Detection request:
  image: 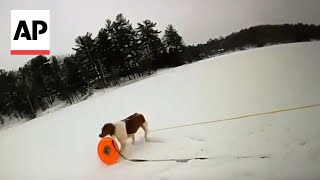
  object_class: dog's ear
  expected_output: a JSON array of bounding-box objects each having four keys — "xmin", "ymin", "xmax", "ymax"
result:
[
  {"xmin": 105, "ymin": 123, "xmax": 115, "ymax": 136},
  {"xmin": 99, "ymin": 123, "xmax": 115, "ymax": 138}
]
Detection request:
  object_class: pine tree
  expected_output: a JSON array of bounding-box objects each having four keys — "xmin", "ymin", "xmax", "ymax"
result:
[
  {"xmin": 18, "ymin": 66, "xmax": 36, "ymax": 118},
  {"xmin": 0, "ymin": 70, "xmax": 11, "ymax": 117},
  {"xmin": 162, "ymin": 25, "xmax": 186, "ymax": 67},
  {"xmin": 163, "ymin": 24, "xmax": 185, "ymax": 53},
  {"xmin": 29, "ymin": 56, "xmax": 50, "ymax": 111},
  {"xmin": 73, "ymin": 32, "xmax": 107, "ymax": 88},
  {"xmin": 111, "ymin": 14, "xmax": 141, "ymax": 78},
  {"xmin": 95, "ymin": 19, "xmax": 118, "ymax": 86},
  {"xmin": 137, "ymin": 20, "xmax": 164, "ymax": 72},
  {"xmin": 46, "ymin": 56, "xmax": 69, "ymax": 102},
  {"xmin": 62, "ymin": 56, "xmax": 87, "ymax": 103}
]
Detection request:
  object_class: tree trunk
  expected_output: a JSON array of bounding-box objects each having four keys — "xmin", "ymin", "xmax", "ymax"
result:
[
  {"xmin": 19, "ymin": 112, "xmax": 23, "ymax": 119},
  {"xmin": 0, "ymin": 115, "xmax": 4, "ymax": 125},
  {"xmin": 96, "ymin": 59, "xmax": 107, "ymax": 88},
  {"xmin": 26, "ymin": 95, "xmax": 36, "ymax": 118}
]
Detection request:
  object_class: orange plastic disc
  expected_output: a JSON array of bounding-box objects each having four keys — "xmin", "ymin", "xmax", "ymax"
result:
[{"xmin": 97, "ymin": 137, "xmax": 120, "ymax": 165}]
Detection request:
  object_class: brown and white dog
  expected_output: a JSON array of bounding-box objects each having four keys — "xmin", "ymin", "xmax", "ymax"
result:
[{"xmin": 99, "ymin": 113, "xmax": 149, "ymax": 152}]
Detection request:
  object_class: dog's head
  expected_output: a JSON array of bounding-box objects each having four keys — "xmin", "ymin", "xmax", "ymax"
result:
[{"xmin": 99, "ymin": 123, "xmax": 115, "ymax": 138}]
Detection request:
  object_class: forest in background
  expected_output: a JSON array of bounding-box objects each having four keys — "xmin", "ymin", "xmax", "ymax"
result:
[{"xmin": 1, "ymin": 13, "xmax": 320, "ymax": 122}]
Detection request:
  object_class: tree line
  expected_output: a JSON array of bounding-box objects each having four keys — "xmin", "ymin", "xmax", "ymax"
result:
[
  {"xmin": 1, "ymin": 15, "xmax": 320, "ymax": 123},
  {"xmin": 0, "ymin": 14, "xmax": 186, "ymax": 121},
  {"xmin": 186, "ymin": 23, "xmax": 320, "ymax": 60}
]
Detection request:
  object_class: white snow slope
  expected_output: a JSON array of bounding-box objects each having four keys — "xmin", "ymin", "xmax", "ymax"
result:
[{"xmin": 1, "ymin": 42, "xmax": 320, "ymax": 180}]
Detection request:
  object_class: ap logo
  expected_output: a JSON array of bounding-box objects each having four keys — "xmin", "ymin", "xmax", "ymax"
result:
[{"xmin": 11, "ymin": 10, "xmax": 50, "ymax": 55}]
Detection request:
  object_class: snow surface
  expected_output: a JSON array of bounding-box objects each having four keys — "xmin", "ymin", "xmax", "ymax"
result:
[{"xmin": 1, "ymin": 41, "xmax": 320, "ymax": 180}]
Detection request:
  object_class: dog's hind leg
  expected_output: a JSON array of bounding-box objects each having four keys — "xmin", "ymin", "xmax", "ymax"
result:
[
  {"xmin": 141, "ymin": 122, "xmax": 149, "ymax": 142},
  {"xmin": 129, "ymin": 134, "xmax": 135, "ymax": 144}
]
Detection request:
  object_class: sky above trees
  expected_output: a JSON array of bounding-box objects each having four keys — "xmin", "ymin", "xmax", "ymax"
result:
[{"xmin": 1, "ymin": 0, "xmax": 320, "ymax": 70}]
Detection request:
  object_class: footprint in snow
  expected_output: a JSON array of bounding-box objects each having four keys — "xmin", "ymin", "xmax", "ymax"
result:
[
  {"xmin": 188, "ymin": 137, "xmax": 205, "ymax": 142},
  {"xmin": 298, "ymin": 140, "xmax": 307, "ymax": 146},
  {"xmin": 146, "ymin": 137, "xmax": 164, "ymax": 143}
]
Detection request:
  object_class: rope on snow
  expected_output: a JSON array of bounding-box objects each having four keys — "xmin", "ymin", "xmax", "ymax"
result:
[{"xmin": 113, "ymin": 103, "xmax": 320, "ymax": 163}]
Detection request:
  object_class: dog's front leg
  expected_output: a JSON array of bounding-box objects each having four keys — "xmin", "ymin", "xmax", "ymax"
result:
[{"xmin": 119, "ymin": 141, "xmax": 127, "ymax": 153}]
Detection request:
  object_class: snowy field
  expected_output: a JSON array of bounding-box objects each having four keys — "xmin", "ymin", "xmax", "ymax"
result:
[{"xmin": 0, "ymin": 42, "xmax": 320, "ymax": 180}]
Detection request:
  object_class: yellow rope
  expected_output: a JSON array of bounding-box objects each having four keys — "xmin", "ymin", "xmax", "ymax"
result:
[{"xmin": 151, "ymin": 103, "xmax": 320, "ymax": 132}]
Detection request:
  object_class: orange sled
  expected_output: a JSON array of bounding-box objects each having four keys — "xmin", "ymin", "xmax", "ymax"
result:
[{"xmin": 97, "ymin": 137, "xmax": 120, "ymax": 165}]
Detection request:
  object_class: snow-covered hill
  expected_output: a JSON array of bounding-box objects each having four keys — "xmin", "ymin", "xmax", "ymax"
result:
[{"xmin": 1, "ymin": 42, "xmax": 320, "ymax": 180}]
